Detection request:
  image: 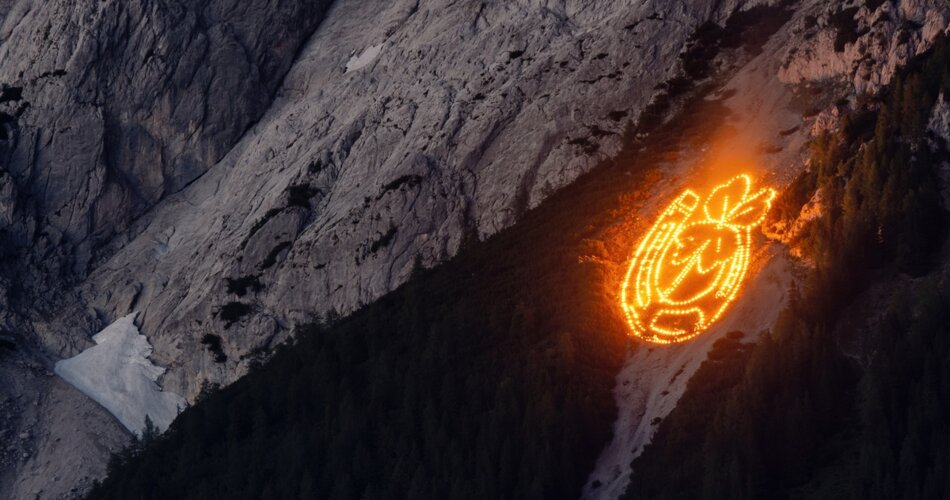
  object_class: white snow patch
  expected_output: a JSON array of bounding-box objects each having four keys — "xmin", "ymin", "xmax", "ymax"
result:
[
  {"xmin": 54, "ymin": 313, "xmax": 186, "ymax": 436},
  {"xmin": 345, "ymin": 43, "xmax": 383, "ymax": 73},
  {"xmin": 582, "ymin": 249, "xmax": 795, "ymax": 500}
]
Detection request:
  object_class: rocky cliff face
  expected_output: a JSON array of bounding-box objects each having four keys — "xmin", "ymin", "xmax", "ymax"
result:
[
  {"xmin": 778, "ymin": 0, "xmax": 948, "ymax": 93},
  {"xmin": 0, "ymin": 0, "xmax": 331, "ymax": 345},
  {"xmin": 1, "ymin": 0, "xmax": 948, "ymax": 498},
  {"xmin": 1, "ymin": 0, "xmax": 333, "ymax": 496},
  {"xmin": 7, "ymin": 0, "xmax": 767, "ymax": 401},
  {"xmin": 0, "ymin": 0, "xmax": 331, "ymax": 268}
]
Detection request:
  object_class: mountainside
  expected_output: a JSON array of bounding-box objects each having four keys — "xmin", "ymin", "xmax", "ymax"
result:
[
  {"xmin": 624, "ymin": 34, "xmax": 950, "ymax": 499},
  {"xmin": 84, "ymin": 21, "xmax": 950, "ymax": 500},
  {"xmin": 1, "ymin": 0, "xmax": 950, "ymax": 498},
  {"xmin": 81, "ymin": 13, "xmax": 791, "ymax": 493},
  {"xmin": 2, "ymin": 0, "xmax": 775, "ymax": 495}
]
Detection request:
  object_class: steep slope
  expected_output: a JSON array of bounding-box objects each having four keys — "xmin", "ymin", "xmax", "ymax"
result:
[
  {"xmin": 0, "ymin": 0, "xmax": 334, "ymax": 496},
  {"xmin": 586, "ymin": 2, "xmax": 950, "ymax": 497},
  {"xmin": 622, "ymin": 32, "xmax": 950, "ymax": 500},
  {"xmin": 74, "ymin": 0, "xmax": 768, "ymax": 400},
  {"xmin": 82, "ymin": 2, "xmax": 808, "ymax": 497},
  {"xmin": 80, "ymin": 21, "xmax": 780, "ymax": 495},
  {"xmin": 1, "ymin": 0, "xmax": 948, "ymax": 498},
  {"xmin": 0, "ymin": 0, "xmax": 333, "ymax": 278},
  {"xmin": 0, "ymin": 0, "xmax": 779, "ymax": 495},
  {"xmin": 0, "ymin": 362, "xmax": 127, "ymax": 500}
]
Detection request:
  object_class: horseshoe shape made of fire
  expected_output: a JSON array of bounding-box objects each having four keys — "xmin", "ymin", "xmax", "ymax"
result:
[{"xmin": 620, "ymin": 174, "xmax": 776, "ymax": 344}]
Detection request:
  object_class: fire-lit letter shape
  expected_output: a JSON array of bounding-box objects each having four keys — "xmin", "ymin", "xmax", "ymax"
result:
[{"xmin": 620, "ymin": 175, "xmax": 775, "ymax": 344}]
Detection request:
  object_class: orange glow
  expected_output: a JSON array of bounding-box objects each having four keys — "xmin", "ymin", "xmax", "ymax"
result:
[{"xmin": 620, "ymin": 174, "xmax": 775, "ymax": 344}]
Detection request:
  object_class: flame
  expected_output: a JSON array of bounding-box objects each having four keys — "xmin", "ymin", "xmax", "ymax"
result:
[{"xmin": 620, "ymin": 174, "xmax": 775, "ymax": 344}]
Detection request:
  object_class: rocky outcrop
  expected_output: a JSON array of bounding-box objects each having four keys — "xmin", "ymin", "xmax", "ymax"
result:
[
  {"xmin": 0, "ymin": 334, "xmax": 127, "ymax": 500},
  {"xmin": 779, "ymin": 0, "xmax": 950, "ymax": 94},
  {"xmin": 930, "ymin": 92, "xmax": 950, "ymax": 143},
  {"xmin": 0, "ymin": 0, "xmax": 332, "ymax": 496},
  {"xmin": 0, "ymin": 0, "xmax": 332, "ymax": 287}
]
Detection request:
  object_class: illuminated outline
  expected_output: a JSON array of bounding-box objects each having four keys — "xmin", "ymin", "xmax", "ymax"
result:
[{"xmin": 620, "ymin": 174, "xmax": 775, "ymax": 344}]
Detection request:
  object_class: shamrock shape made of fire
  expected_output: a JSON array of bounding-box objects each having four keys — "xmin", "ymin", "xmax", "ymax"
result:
[{"xmin": 620, "ymin": 174, "xmax": 776, "ymax": 344}]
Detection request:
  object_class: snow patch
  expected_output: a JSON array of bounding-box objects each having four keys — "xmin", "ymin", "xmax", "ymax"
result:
[
  {"xmin": 345, "ymin": 43, "xmax": 383, "ymax": 73},
  {"xmin": 54, "ymin": 313, "xmax": 186, "ymax": 436}
]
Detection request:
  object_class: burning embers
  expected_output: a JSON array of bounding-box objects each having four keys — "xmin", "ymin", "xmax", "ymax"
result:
[{"xmin": 620, "ymin": 175, "xmax": 775, "ymax": 344}]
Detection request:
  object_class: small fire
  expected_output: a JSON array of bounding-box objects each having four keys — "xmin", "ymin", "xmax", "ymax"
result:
[{"xmin": 620, "ymin": 174, "xmax": 775, "ymax": 344}]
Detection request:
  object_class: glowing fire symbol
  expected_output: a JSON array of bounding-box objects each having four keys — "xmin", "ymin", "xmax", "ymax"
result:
[{"xmin": 620, "ymin": 174, "xmax": 775, "ymax": 344}]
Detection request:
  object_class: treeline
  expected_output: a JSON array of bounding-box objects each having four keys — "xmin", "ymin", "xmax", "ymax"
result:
[
  {"xmin": 81, "ymin": 95, "xmax": 669, "ymax": 497},
  {"xmin": 81, "ymin": 8, "xmax": 804, "ymax": 497},
  {"xmin": 624, "ymin": 35, "xmax": 950, "ymax": 499},
  {"xmin": 85, "ymin": 211, "xmax": 626, "ymax": 499}
]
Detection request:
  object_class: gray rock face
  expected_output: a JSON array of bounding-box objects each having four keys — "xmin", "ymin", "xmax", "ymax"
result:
[
  {"xmin": 778, "ymin": 0, "xmax": 950, "ymax": 93},
  {"xmin": 0, "ymin": 0, "xmax": 329, "ymax": 495},
  {"xmin": 0, "ymin": 332, "xmax": 127, "ymax": 500},
  {"xmin": 42, "ymin": 0, "xmax": 770, "ymax": 399},
  {"xmin": 0, "ymin": 0, "xmax": 332, "ymax": 280},
  {"xmin": 0, "ymin": 0, "xmax": 948, "ymax": 497}
]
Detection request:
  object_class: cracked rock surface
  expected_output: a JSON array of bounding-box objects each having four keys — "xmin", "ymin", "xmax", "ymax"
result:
[
  {"xmin": 778, "ymin": 0, "xmax": 949, "ymax": 93},
  {"xmin": 77, "ymin": 0, "xmax": 771, "ymax": 399},
  {"xmin": 0, "ymin": 0, "xmax": 948, "ymax": 497}
]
